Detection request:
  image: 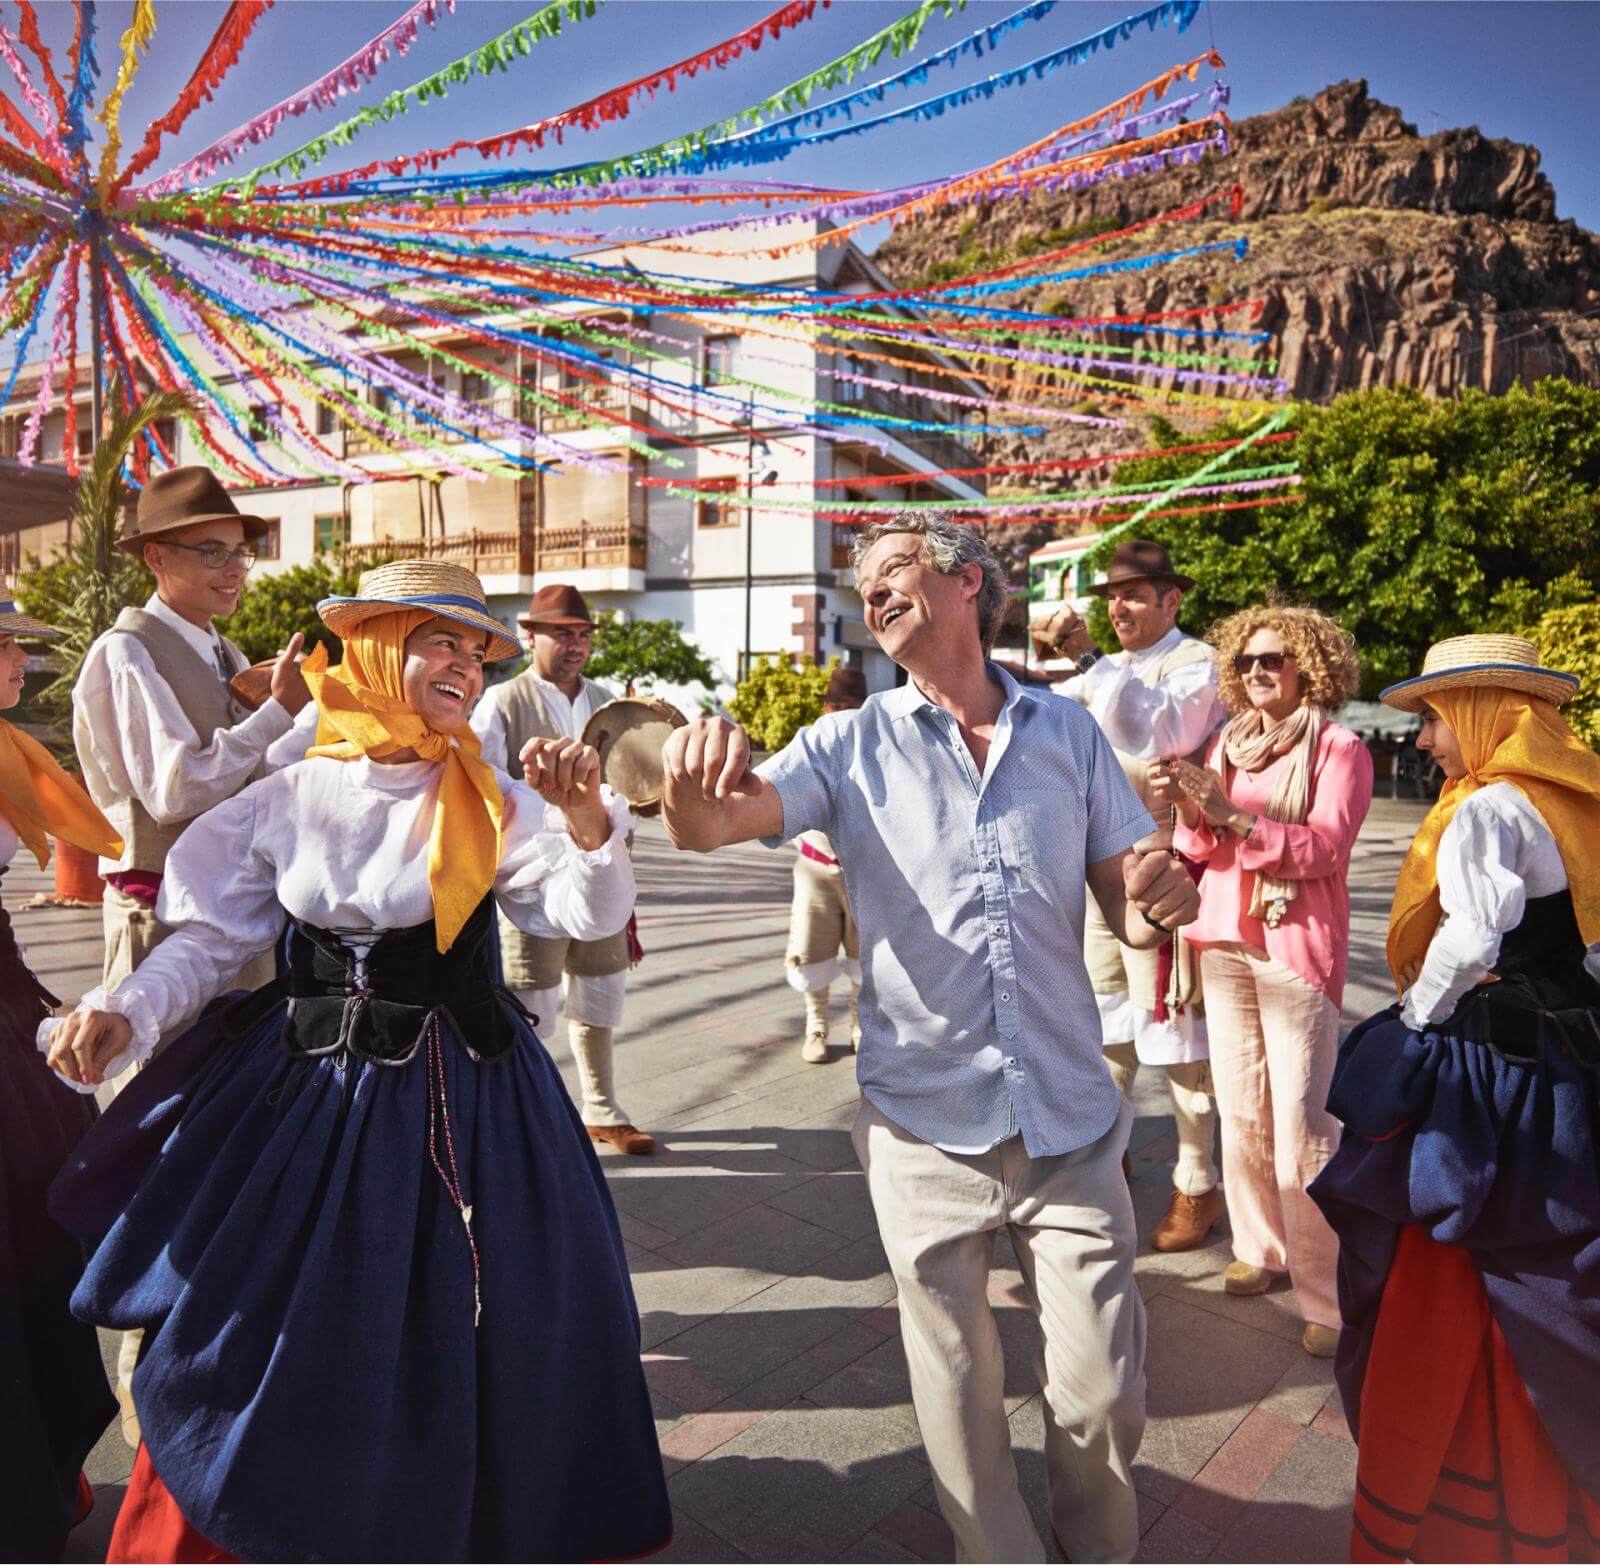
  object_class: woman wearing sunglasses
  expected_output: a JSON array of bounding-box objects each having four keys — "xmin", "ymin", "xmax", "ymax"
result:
[{"xmin": 1150, "ymin": 605, "xmax": 1371, "ymax": 1357}]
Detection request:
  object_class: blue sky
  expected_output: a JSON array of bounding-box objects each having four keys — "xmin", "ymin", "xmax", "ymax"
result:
[{"xmin": 72, "ymin": 0, "xmax": 1592, "ymax": 237}]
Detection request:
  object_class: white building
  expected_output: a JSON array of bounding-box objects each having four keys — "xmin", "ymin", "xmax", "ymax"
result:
[{"xmin": 0, "ymin": 222, "xmax": 987, "ymax": 699}]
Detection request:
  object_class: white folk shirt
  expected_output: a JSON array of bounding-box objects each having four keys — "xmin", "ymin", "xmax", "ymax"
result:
[
  {"xmin": 73, "ymin": 594, "xmax": 296, "ymax": 874},
  {"xmin": 470, "ymin": 674, "xmax": 599, "ymax": 774},
  {"xmin": 47, "ymin": 755, "xmax": 636, "ymax": 1086},
  {"xmin": 1054, "ymin": 625, "xmax": 1224, "ymax": 762},
  {"xmin": 1403, "ymin": 781, "xmax": 1600, "ymax": 1029}
]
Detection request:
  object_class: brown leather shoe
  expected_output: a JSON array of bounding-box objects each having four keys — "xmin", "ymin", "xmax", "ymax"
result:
[
  {"xmin": 587, "ymin": 1123, "xmax": 656, "ymax": 1156},
  {"xmin": 1301, "ymin": 1322, "xmax": 1340, "ymax": 1358},
  {"xmin": 1223, "ymin": 1260, "xmax": 1277, "ymax": 1296},
  {"xmin": 1151, "ymin": 1186, "xmax": 1224, "ymax": 1252}
]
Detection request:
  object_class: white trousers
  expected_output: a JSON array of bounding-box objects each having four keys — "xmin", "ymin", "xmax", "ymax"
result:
[
  {"xmin": 853, "ymin": 1099, "xmax": 1146, "ymax": 1563},
  {"xmin": 515, "ymin": 972, "xmax": 630, "ymax": 1127}
]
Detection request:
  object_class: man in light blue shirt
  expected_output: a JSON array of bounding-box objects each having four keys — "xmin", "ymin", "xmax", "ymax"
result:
[{"xmin": 662, "ymin": 514, "xmax": 1200, "ymax": 1563}]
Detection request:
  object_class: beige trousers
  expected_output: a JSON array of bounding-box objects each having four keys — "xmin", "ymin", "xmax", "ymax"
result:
[
  {"xmin": 102, "ymin": 883, "xmax": 275, "ymax": 1011},
  {"xmin": 1101, "ymin": 1044, "xmax": 1219, "ymax": 1196},
  {"xmin": 1200, "ymin": 943, "xmax": 1342, "ymax": 1328},
  {"xmin": 853, "ymin": 1099, "xmax": 1145, "ymax": 1563}
]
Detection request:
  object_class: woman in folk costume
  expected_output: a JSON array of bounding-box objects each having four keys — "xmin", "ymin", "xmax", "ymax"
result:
[
  {"xmin": 1308, "ymin": 635, "xmax": 1600, "ymax": 1563},
  {"xmin": 42, "ymin": 562, "xmax": 672, "ymax": 1564},
  {"xmin": 0, "ymin": 605, "xmax": 123, "ymax": 1561}
]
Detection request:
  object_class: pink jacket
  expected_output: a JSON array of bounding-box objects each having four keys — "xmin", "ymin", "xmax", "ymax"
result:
[{"xmin": 1173, "ymin": 722, "xmax": 1374, "ymax": 1005}]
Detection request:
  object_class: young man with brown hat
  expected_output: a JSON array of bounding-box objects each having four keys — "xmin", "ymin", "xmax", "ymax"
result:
[
  {"xmin": 1036, "ymin": 538, "xmax": 1227, "ymax": 1253},
  {"xmin": 71, "ymin": 464, "xmax": 313, "ymax": 1443},
  {"xmin": 786, "ymin": 664, "xmax": 867, "ymax": 1063},
  {"xmin": 470, "ymin": 582, "xmax": 653, "ymax": 1155}
]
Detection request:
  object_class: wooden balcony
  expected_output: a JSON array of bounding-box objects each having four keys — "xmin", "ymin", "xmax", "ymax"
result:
[
  {"xmin": 537, "ymin": 381, "xmax": 638, "ymax": 435},
  {"xmin": 533, "ymin": 517, "xmax": 648, "ymax": 575},
  {"xmin": 340, "ymin": 528, "xmax": 533, "ymax": 576}
]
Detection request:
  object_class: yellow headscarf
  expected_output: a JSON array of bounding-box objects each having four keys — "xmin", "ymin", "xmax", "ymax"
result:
[
  {"xmin": 0, "ymin": 719, "xmax": 124, "ymax": 869},
  {"xmin": 302, "ymin": 611, "xmax": 504, "ymax": 953},
  {"xmin": 1387, "ymin": 685, "xmax": 1600, "ymax": 990}
]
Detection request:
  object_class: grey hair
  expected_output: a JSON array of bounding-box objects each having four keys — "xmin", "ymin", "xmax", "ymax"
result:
[{"xmin": 850, "ymin": 512, "xmax": 1011, "ymax": 653}]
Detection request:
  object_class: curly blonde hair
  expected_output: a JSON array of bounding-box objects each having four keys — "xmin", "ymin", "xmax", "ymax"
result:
[{"xmin": 1209, "ymin": 603, "xmax": 1361, "ymax": 714}]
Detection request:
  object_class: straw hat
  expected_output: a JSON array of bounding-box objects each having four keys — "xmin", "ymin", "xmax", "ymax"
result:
[
  {"xmin": 0, "ymin": 600, "xmax": 59, "ymax": 639},
  {"xmin": 317, "ymin": 560, "xmax": 521, "ymax": 662},
  {"xmin": 1380, "ymin": 634, "xmax": 1579, "ymax": 713},
  {"xmin": 116, "ymin": 465, "xmax": 270, "ymax": 555}
]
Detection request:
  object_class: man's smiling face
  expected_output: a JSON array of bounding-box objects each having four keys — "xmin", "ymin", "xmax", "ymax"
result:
[{"xmin": 857, "ymin": 533, "xmax": 978, "ymax": 663}]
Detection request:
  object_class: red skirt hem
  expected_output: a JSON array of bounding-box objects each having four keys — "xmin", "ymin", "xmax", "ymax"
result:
[{"xmin": 108, "ymin": 1444, "xmax": 236, "ymax": 1565}]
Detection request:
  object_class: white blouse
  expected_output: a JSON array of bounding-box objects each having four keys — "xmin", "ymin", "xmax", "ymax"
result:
[
  {"xmin": 1402, "ymin": 782, "xmax": 1596, "ymax": 1027},
  {"xmin": 45, "ymin": 754, "xmax": 635, "ymax": 1085},
  {"xmin": 0, "ymin": 806, "xmax": 17, "ymax": 875}
]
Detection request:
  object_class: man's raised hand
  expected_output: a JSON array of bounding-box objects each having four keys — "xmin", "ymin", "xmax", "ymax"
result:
[{"xmin": 663, "ymin": 716, "xmax": 762, "ymax": 802}]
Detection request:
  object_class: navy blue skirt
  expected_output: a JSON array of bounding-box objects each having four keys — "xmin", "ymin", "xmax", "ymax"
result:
[
  {"xmin": 1309, "ymin": 997, "xmax": 1600, "ymax": 1502},
  {"xmin": 0, "ymin": 944, "xmax": 115, "ymax": 1563},
  {"xmin": 49, "ymin": 994, "xmax": 672, "ymax": 1563}
]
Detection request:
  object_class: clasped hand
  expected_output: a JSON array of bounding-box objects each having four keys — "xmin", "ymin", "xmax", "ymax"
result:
[
  {"xmin": 520, "ymin": 736, "xmax": 611, "ymax": 851},
  {"xmin": 47, "ymin": 1008, "xmax": 134, "ymax": 1089},
  {"xmin": 1029, "ymin": 606, "xmax": 1095, "ymax": 662},
  {"xmin": 1123, "ymin": 831, "xmax": 1200, "ymax": 932},
  {"xmin": 1149, "ymin": 757, "xmax": 1242, "ymax": 830}
]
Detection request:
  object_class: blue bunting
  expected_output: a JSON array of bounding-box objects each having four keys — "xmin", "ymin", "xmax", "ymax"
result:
[{"xmin": 62, "ymin": 1, "xmax": 99, "ymax": 162}]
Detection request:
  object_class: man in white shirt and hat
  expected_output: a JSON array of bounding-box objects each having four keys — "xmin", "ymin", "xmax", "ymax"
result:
[
  {"xmin": 1039, "ymin": 538, "xmax": 1227, "ymax": 1253},
  {"xmin": 72, "ymin": 464, "xmax": 312, "ymax": 1446},
  {"xmin": 470, "ymin": 583, "xmax": 653, "ymax": 1156}
]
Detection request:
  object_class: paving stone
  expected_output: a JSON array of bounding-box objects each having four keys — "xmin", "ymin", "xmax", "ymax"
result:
[
  {"xmin": 1136, "ymin": 1505, "xmax": 1223, "ymax": 1563},
  {"xmin": 734, "ymin": 1320, "xmax": 888, "ymax": 1413},
  {"xmin": 1174, "ymin": 1408, "xmax": 1304, "ymax": 1533},
  {"xmin": 628, "ymin": 1255, "xmax": 776, "ymax": 1349},
  {"xmin": 833, "ymin": 1527, "xmax": 924, "ymax": 1562},
  {"xmin": 662, "ymin": 1200, "xmax": 856, "ymax": 1277},
  {"xmin": 658, "ymin": 1300, "xmax": 869, "ymax": 1401},
  {"xmin": 1210, "ymin": 1430, "xmax": 1357, "ymax": 1563},
  {"xmin": 1309, "ymin": 1391, "xmax": 1355, "ymax": 1444},
  {"xmin": 654, "ymin": 1509, "xmax": 754, "ymax": 1562},
  {"xmin": 616, "ymin": 1207, "xmax": 677, "ymax": 1252},
  {"xmin": 1258, "ymin": 1352, "xmax": 1339, "ymax": 1427},
  {"xmin": 807, "ymin": 1333, "xmax": 917, "ymax": 1415},
  {"xmin": 1132, "ymin": 1294, "xmax": 1300, "ymax": 1505},
  {"xmin": 1157, "ymin": 1267, "xmax": 1310, "ymax": 1349},
  {"xmin": 872, "ymin": 1500, "xmax": 955, "ymax": 1562},
  {"xmin": 767, "ymin": 1168, "xmax": 880, "ymax": 1240},
  {"xmin": 660, "ymin": 1404, "xmax": 771, "ymax": 1466},
  {"xmin": 668, "ymin": 1403, "xmax": 929, "ymax": 1562}
]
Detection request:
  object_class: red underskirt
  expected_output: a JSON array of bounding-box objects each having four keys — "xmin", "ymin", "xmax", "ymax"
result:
[
  {"xmin": 1351, "ymin": 1225, "xmax": 1600, "ymax": 1563},
  {"xmin": 108, "ymin": 1444, "xmax": 236, "ymax": 1565}
]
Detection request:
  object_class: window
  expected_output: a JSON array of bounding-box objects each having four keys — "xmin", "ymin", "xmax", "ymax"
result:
[
  {"xmin": 255, "ymin": 518, "xmax": 281, "ymax": 560},
  {"xmin": 461, "ymin": 372, "xmax": 487, "ymax": 404},
  {"xmin": 152, "ymin": 418, "xmax": 177, "ymax": 459},
  {"xmin": 695, "ymin": 475, "xmax": 741, "ymax": 530},
  {"xmin": 702, "ymin": 336, "xmax": 738, "ymax": 385},
  {"xmin": 247, "ymin": 404, "xmax": 271, "ymax": 440},
  {"xmin": 76, "ymin": 425, "xmax": 93, "ymax": 456},
  {"xmin": 315, "ymin": 400, "xmax": 339, "ymax": 436},
  {"xmin": 314, "ymin": 513, "xmax": 347, "ymax": 554}
]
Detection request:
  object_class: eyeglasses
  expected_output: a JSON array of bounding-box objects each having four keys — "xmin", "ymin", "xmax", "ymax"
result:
[
  {"xmin": 1233, "ymin": 651, "xmax": 1294, "ymax": 674},
  {"xmin": 159, "ymin": 540, "xmax": 258, "ymax": 572}
]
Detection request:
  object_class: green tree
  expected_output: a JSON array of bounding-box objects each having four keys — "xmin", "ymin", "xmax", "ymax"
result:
[
  {"xmin": 586, "ymin": 612, "xmax": 714, "ymax": 697},
  {"xmin": 1082, "ymin": 381, "xmax": 1600, "ymax": 695},
  {"xmin": 225, "ymin": 558, "xmax": 368, "ymax": 663},
  {"xmin": 1522, "ymin": 602, "xmax": 1600, "ymax": 750},
  {"xmin": 728, "ymin": 656, "xmax": 837, "ymax": 752},
  {"xmin": 14, "ymin": 385, "xmax": 194, "ymax": 736}
]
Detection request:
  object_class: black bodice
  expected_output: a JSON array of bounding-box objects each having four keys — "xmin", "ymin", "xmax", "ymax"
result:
[
  {"xmin": 1454, "ymin": 890, "xmax": 1600, "ymax": 1066},
  {"xmin": 0, "ymin": 868, "xmax": 58, "ymax": 1038},
  {"xmin": 222, "ymin": 895, "xmax": 527, "ymax": 1065}
]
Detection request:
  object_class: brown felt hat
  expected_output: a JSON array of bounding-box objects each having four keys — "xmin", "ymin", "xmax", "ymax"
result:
[
  {"xmin": 824, "ymin": 666, "xmax": 868, "ymax": 707},
  {"xmin": 116, "ymin": 465, "xmax": 270, "ymax": 555},
  {"xmin": 1085, "ymin": 538, "xmax": 1195, "ymax": 596},
  {"xmin": 519, "ymin": 583, "xmax": 596, "ymax": 629}
]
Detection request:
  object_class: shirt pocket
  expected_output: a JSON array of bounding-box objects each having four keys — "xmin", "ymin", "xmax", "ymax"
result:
[{"xmin": 999, "ymin": 788, "xmax": 1088, "ymax": 900}]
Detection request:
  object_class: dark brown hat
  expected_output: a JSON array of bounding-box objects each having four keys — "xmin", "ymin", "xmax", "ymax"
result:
[
  {"xmin": 823, "ymin": 666, "xmax": 868, "ymax": 707},
  {"xmin": 117, "ymin": 465, "xmax": 269, "ymax": 555},
  {"xmin": 519, "ymin": 583, "xmax": 596, "ymax": 629},
  {"xmin": 1086, "ymin": 538, "xmax": 1195, "ymax": 596}
]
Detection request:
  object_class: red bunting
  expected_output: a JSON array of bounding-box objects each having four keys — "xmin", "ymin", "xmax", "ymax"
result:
[{"xmin": 114, "ymin": 2, "xmax": 274, "ymax": 195}]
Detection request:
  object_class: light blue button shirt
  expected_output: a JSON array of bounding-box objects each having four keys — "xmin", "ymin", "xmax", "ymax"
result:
[{"xmin": 759, "ymin": 663, "xmax": 1154, "ymax": 1157}]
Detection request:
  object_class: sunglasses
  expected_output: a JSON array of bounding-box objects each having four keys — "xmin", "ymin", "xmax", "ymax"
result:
[{"xmin": 1233, "ymin": 651, "xmax": 1294, "ymax": 674}]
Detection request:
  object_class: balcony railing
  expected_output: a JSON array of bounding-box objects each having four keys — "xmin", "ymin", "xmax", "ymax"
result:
[
  {"xmin": 533, "ymin": 517, "xmax": 647, "ymax": 575},
  {"xmin": 838, "ymin": 382, "xmax": 982, "ymax": 476},
  {"xmin": 536, "ymin": 381, "xmax": 638, "ymax": 435},
  {"xmin": 340, "ymin": 528, "xmax": 533, "ymax": 576}
]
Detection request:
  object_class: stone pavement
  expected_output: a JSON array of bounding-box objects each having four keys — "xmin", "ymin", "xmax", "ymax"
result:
[{"xmin": 13, "ymin": 796, "xmax": 1430, "ymax": 1563}]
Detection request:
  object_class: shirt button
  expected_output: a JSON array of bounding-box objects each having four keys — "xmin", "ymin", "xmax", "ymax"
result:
[
  {"xmin": 1005, "ymin": 1056, "xmax": 1017, "ymax": 1067},
  {"xmin": 1001, "ymin": 991, "xmax": 1011, "ymax": 1002},
  {"xmin": 983, "ymin": 858, "xmax": 994, "ymax": 869}
]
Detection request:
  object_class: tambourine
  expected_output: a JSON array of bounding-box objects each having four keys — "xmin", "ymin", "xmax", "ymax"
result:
[
  {"xmin": 227, "ymin": 660, "xmax": 276, "ymax": 713},
  {"xmin": 580, "ymin": 697, "xmax": 688, "ymax": 817}
]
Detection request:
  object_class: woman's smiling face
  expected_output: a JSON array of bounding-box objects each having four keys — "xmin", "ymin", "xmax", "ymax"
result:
[
  {"xmin": 0, "ymin": 633, "xmax": 29, "ymax": 711},
  {"xmin": 402, "ymin": 618, "xmax": 487, "ymax": 731}
]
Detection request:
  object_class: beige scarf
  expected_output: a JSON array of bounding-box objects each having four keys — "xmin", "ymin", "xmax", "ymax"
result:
[{"xmin": 1220, "ymin": 704, "xmax": 1323, "ymax": 927}]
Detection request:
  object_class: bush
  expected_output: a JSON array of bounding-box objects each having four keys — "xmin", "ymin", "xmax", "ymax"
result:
[
  {"xmin": 224, "ymin": 559, "xmax": 368, "ymax": 663},
  {"xmin": 1523, "ymin": 602, "xmax": 1600, "ymax": 750},
  {"xmin": 586, "ymin": 612, "xmax": 714, "ymax": 698},
  {"xmin": 728, "ymin": 656, "xmax": 839, "ymax": 752}
]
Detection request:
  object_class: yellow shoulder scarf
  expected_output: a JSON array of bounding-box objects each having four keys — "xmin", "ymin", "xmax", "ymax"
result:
[
  {"xmin": 0, "ymin": 718, "xmax": 123, "ymax": 869},
  {"xmin": 301, "ymin": 612, "xmax": 504, "ymax": 953},
  {"xmin": 1387, "ymin": 686, "xmax": 1600, "ymax": 990}
]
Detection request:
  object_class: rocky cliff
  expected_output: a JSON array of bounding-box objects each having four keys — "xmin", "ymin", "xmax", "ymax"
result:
[{"xmin": 873, "ymin": 81, "xmax": 1600, "ymax": 468}]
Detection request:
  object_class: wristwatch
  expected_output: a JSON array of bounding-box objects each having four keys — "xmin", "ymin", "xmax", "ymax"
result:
[{"xmin": 1075, "ymin": 648, "xmax": 1105, "ymax": 675}]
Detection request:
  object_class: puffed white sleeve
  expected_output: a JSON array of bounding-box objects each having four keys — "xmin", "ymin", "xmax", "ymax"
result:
[
  {"xmin": 468, "ymin": 688, "xmax": 511, "ymax": 775},
  {"xmin": 41, "ymin": 788, "xmax": 286, "ymax": 1089},
  {"xmin": 494, "ymin": 774, "xmax": 636, "ymax": 941},
  {"xmin": 1402, "ymin": 792, "xmax": 1527, "ymax": 1028}
]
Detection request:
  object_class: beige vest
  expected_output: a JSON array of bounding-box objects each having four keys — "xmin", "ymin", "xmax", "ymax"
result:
[
  {"xmin": 104, "ymin": 607, "xmax": 256, "ymax": 874},
  {"xmin": 1109, "ymin": 635, "xmax": 1216, "ymax": 810},
  {"xmin": 496, "ymin": 670, "xmax": 613, "ymax": 758}
]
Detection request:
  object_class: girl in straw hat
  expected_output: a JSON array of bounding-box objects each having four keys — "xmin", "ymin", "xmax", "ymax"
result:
[
  {"xmin": 1307, "ymin": 634, "xmax": 1600, "ymax": 1562},
  {"xmin": 42, "ymin": 563, "xmax": 671, "ymax": 1563},
  {"xmin": 0, "ymin": 606, "xmax": 124, "ymax": 1558}
]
